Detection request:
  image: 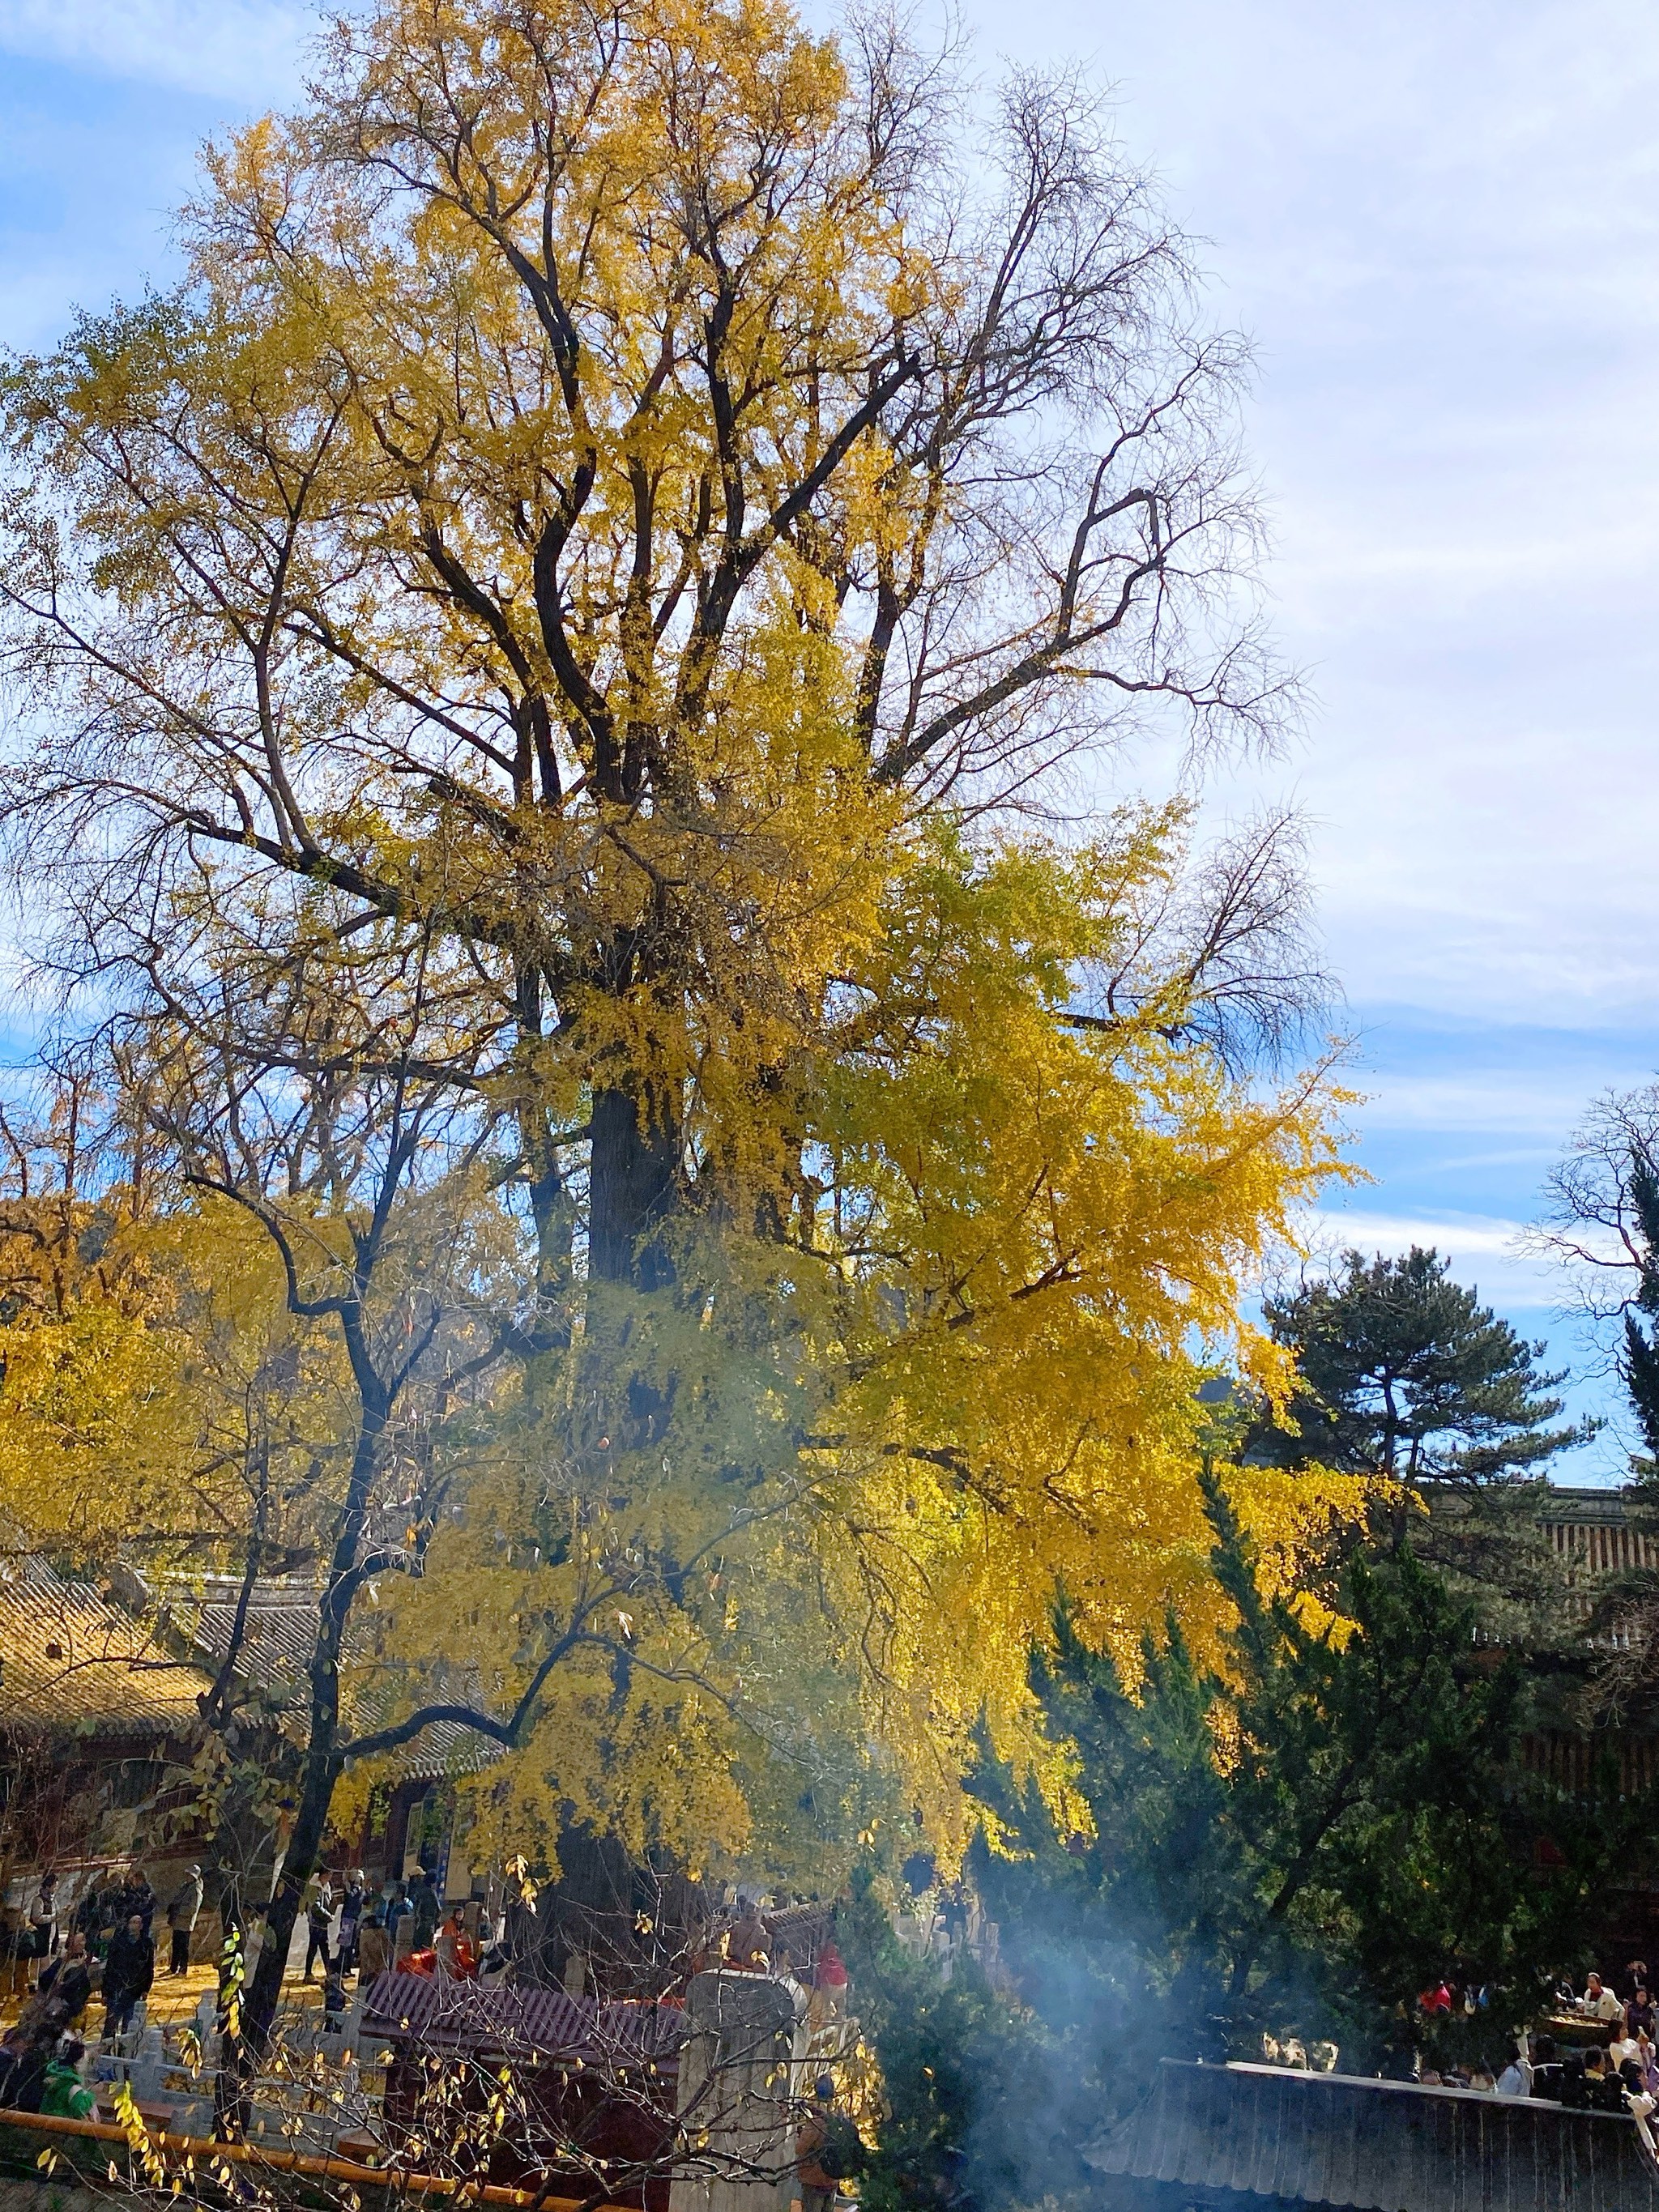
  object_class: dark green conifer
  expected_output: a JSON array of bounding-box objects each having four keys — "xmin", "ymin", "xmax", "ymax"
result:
[{"xmin": 1256, "ymin": 1246, "xmax": 1593, "ymax": 1649}]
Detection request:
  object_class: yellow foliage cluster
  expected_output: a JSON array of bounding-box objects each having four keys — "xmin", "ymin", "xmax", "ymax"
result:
[{"xmin": 359, "ymin": 807, "xmax": 1363, "ymax": 1879}]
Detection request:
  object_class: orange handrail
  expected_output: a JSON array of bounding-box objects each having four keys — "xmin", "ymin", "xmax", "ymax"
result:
[{"xmin": 0, "ymin": 2102, "xmax": 638, "ymax": 2210}]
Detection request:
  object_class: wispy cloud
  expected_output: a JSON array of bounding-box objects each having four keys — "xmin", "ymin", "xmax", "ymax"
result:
[
  {"xmin": 1294, "ymin": 1208, "xmax": 1560, "ymax": 1309},
  {"xmin": 1042, "ymin": 0, "xmax": 1659, "ymax": 1029},
  {"xmin": 0, "ymin": 0, "xmax": 309, "ymax": 100},
  {"xmin": 1352, "ymin": 1076, "xmax": 1597, "ymax": 1138}
]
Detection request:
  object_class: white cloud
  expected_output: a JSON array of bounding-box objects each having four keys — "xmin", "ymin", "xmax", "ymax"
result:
[
  {"xmin": 0, "ymin": 0, "xmax": 309, "ymax": 100},
  {"xmin": 1294, "ymin": 1208, "xmax": 1560, "ymax": 1309},
  {"xmin": 962, "ymin": 0, "xmax": 1659, "ymax": 1030},
  {"xmin": 1343, "ymin": 1076, "xmax": 1603, "ymax": 1140}
]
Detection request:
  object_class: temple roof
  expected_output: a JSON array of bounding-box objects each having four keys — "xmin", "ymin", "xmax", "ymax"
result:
[
  {"xmin": 1089, "ymin": 2061, "xmax": 1659, "ymax": 2212},
  {"xmin": 0, "ymin": 1554, "xmax": 211, "ymax": 1737}
]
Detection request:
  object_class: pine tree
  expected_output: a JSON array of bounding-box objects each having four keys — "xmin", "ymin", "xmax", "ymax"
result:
[
  {"xmin": 1262, "ymin": 1247, "xmax": 1582, "ymax": 1485},
  {"xmin": 842, "ymin": 1486, "xmax": 1637, "ymax": 2209},
  {"xmin": 835, "ymin": 1871, "xmax": 1088, "ymax": 2212},
  {"xmin": 1618, "ymin": 1156, "xmax": 1659, "ymax": 1467},
  {"xmin": 1256, "ymin": 1247, "xmax": 1591, "ymax": 1647}
]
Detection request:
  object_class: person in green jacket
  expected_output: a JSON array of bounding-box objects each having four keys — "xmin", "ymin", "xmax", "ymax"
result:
[{"xmin": 39, "ymin": 2039, "xmax": 95, "ymax": 2120}]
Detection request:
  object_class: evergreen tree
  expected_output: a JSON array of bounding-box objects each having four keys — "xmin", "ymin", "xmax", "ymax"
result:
[
  {"xmin": 1257, "ymin": 1247, "xmax": 1591, "ymax": 1646},
  {"xmin": 836, "ymin": 1870, "xmax": 1100, "ymax": 2212},
  {"xmin": 971, "ymin": 1479, "xmax": 1629, "ymax": 2070},
  {"xmin": 1263, "ymin": 1247, "xmax": 1582, "ymax": 1485},
  {"xmin": 1618, "ymin": 1155, "xmax": 1659, "ymax": 1467},
  {"xmin": 842, "ymin": 1486, "xmax": 1640, "ymax": 2207}
]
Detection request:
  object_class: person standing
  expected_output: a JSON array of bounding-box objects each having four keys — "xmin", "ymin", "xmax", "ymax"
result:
[
  {"xmin": 118, "ymin": 1866, "xmax": 158, "ymax": 1933},
  {"xmin": 25, "ymin": 1931, "xmax": 95, "ymax": 2033},
  {"xmin": 303, "ymin": 1877, "xmax": 335, "ymax": 1983},
  {"xmin": 1583, "ymin": 2048, "xmax": 1625, "ymax": 2112},
  {"xmin": 2, "ymin": 2025, "xmax": 58, "ymax": 2113},
  {"xmin": 335, "ymin": 1872, "xmax": 365, "ymax": 1976},
  {"xmin": 1529, "ymin": 2034, "xmax": 1564, "ymax": 2102},
  {"xmin": 76, "ymin": 1871, "xmax": 120, "ymax": 1958},
  {"xmin": 25, "ymin": 1931, "xmax": 94, "ymax": 2035},
  {"xmin": 435, "ymin": 1907, "xmax": 476, "ymax": 1980},
  {"xmin": 386, "ymin": 1882, "xmax": 414, "ymax": 1963},
  {"xmin": 1494, "ymin": 2042, "xmax": 1533, "ymax": 2098},
  {"xmin": 475, "ymin": 1916, "xmax": 510, "ymax": 1982},
  {"xmin": 165, "ymin": 1865, "xmax": 203, "ymax": 1976},
  {"xmin": 1580, "ymin": 1973, "xmax": 1624, "ymax": 2023},
  {"xmin": 102, "ymin": 1913, "xmax": 155, "ymax": 2044},
  {"xmin": 0, "ymin": 1913, "xmax": 29, "ymax": 2002},
  {"xmin": 27, "ymin": 1873, "xmax": 59, "ymax": 1973},
  {"xmin": 409, "ymin": 1868, "xmax": 441, "ymax": 1953},
  {"xmin": 795, "ymin": 2076, "xmax": 847, "ymax": 2212},
  {"xmin": 355, "ymin": 1908, "xmax": 391, "ymax": 1983}
]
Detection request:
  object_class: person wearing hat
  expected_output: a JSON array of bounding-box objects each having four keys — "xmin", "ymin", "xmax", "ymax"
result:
[
  {"xmin": 796, "ymin": 2075, "xmax": 854, "ymax": 2212},
  {"xmin": 165, "ymin": 1865, "xmax": 203, "ymax": 1976}
]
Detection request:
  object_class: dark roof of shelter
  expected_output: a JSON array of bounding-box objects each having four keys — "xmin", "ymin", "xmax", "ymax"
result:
[
  {"xmin": 385, "ymin": 1719, "xmax": 504, "ymax": 1784},
  {"xmin": 178, "ymin": 1582, "xmax": 320, "ymax": 1689},
  {"xmin": 359, "ymin": 1970, "xmax": 686, "ymax": 2069},
  {"xmin": 1088, "ymin": 2061, "xmax": 1659, "ymax": 2212},
  {"xmin": 761, "ymin": 1901, "xmax": 831, "ymax": 1966},
  {"xmin": 1541, "ymin": 1487, "xmax": 1640, "ymax": 1527},
  {"xmin": 0, "ymin": 1555, "xmax": 211, "ymax": 1737}
]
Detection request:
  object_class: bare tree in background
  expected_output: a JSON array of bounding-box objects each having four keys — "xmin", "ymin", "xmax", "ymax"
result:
[{"xmin": 1536, "ymin": 1085, "xmax": 1659, "ymax": 1721}]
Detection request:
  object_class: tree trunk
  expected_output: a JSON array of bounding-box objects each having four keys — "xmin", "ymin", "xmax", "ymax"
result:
[
  {"xmin": 589, "ymin": 1083, "xmax": 679, "ymax": 1289},
  {"xmin": 215, "ymin": 1735, "xmax": 335, "ymax": 2137},
  {"xmin": 224, "ymin": 1400, "xmax": 382, "ymax": 2128}
]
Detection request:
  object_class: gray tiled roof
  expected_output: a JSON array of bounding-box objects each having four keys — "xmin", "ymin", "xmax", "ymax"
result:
[
  {"xmin": 360, "ymin": 1968, "xmax": 686, "ymax": 2065},
  {"xmin": 0, "ymin": 1555, "xmax": 212, "ymax": 1736},
  {"xmin": 172, "ymin": 1578, "xmax": 501, "ymax": 1779},
  {"xmin": 1087, "ymin": 2061, "xmax": 1659, "ymax": 2211}
]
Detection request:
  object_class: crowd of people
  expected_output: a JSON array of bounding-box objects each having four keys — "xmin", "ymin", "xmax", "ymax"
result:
[
  {"xmin": 0, "ymin": 1859, "xmax": 207, "ymax": 2117},
  {"xmin": 298, "ymin": 1867, "xmax": 517, "ymax": 2027},
  {"xmin": 0, "ymin": 1857, "xmax": 493, "ymax": 2118},
  {"xmin": 1491, "ymin": 1963, "xmax": 1659, "ymax": 2110},
  {"xmin": 0, "ymin": 1856, "xmax": 855, "ymax": 2150},
  {"xmin": 1403, "ymin": 1963, "xmax": 1659, "ymax": 2108}
]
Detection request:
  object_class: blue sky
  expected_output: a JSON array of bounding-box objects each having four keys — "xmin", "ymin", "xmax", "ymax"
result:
[{"xmin": 1, "ymin": 0, "xmax": 1655, "ymax": 1477}]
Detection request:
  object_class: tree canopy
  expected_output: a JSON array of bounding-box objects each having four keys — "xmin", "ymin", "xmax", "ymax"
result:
[
  {"xmin": 0, "ymin": 0, "xmax": 1353, "ymax": 2062},
  {"xmin": 1539, "ymin": 1086, "xmax": 1659, "ymax": 1721},
  {"xmin": 1260, "ymin": 1247, "xmax": 1582, "ymax": 1487},
  {"xmin": 831, "ymin": 1483, "xmax": 1638, "ymax": 2212}
]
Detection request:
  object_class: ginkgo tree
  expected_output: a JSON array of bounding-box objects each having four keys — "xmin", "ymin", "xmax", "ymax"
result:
[{"xmin": 0, "ymin": 0, "xmax": 1357, "ymax": 2069}]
